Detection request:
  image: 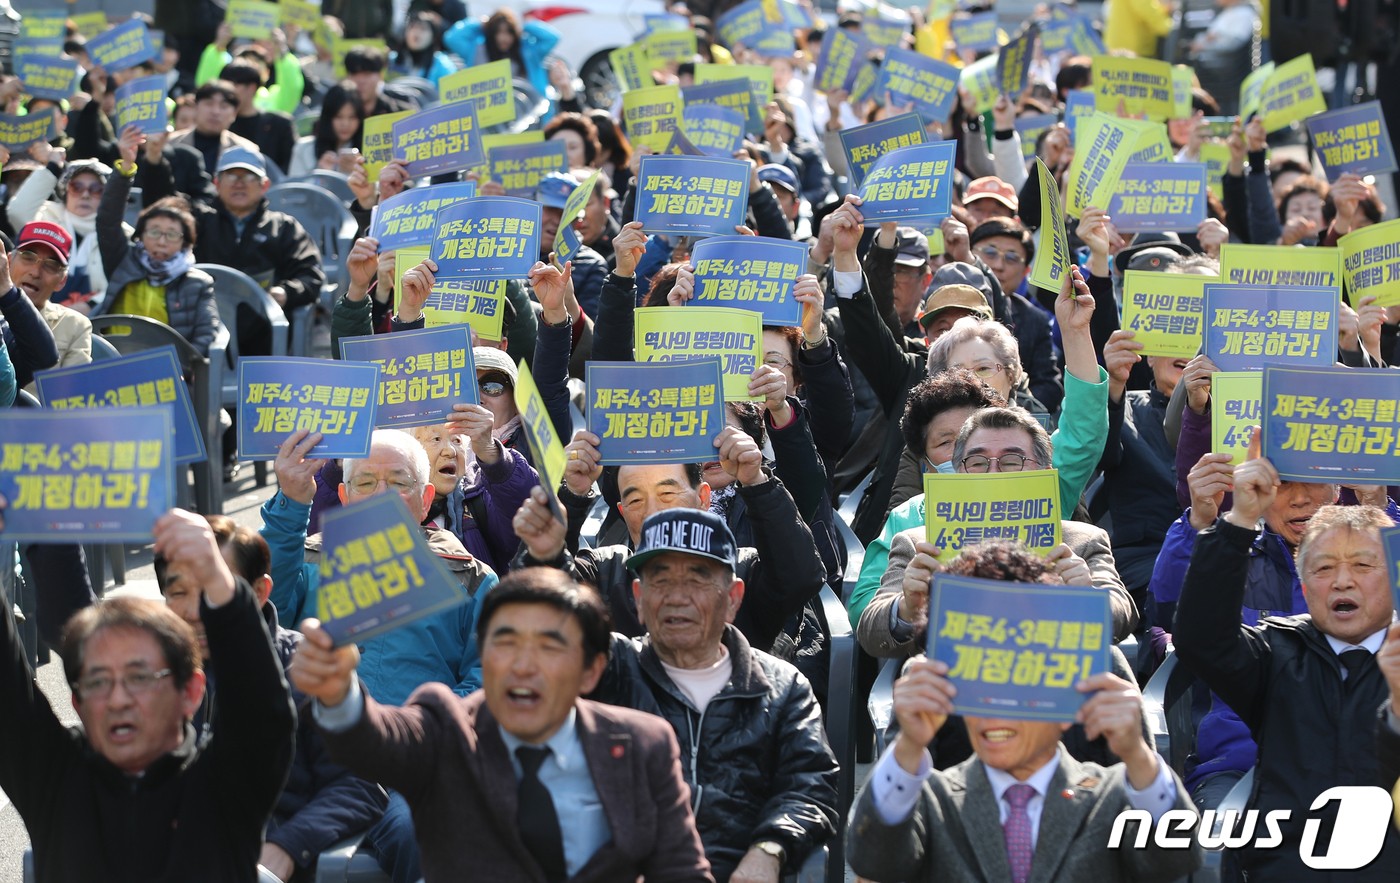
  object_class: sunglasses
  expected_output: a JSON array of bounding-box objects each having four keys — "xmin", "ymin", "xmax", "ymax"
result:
[
  {"xmin": 68, "ymin": 181, "xmax": 105, "ymax": 198},
  {"xmin": 478, "ymin": 372, "xmax": 514, "ymax": 397}
]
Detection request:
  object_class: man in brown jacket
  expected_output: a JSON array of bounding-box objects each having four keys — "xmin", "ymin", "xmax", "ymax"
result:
[{"xmin": 291, "ymin": 567, "xmax": 714, "ymax": 883}]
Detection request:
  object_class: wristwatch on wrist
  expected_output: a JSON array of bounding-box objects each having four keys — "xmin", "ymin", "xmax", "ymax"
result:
[{"xmin": 754, "ymin": 840, "xmax": 785, "ymax": 865}]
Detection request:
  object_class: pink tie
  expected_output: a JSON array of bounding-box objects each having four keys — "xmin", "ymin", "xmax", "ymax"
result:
[{"xmin": 1003, "ymin": 783, "xmax": 1036, "ymax": 883}]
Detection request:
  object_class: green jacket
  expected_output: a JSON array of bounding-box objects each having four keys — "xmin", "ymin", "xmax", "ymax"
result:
[
  {"xmin": 195, "ymin": 45, "xmax": 306, "ymax": 115},
  {"xmin": 845, "ymin": 365, "xmax": 1109, "ymax": 627}
]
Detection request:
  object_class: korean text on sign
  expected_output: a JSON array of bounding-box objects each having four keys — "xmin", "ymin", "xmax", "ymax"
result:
[
  {"xmin": 928, "ymin": 574, "xmax": 1111, "ymax": 722},
  {"xmin": 554, "ymin": 168, "xmax": 602, "ymax": 265},
  {"xmin": 431, "ymin": 197, "xmax": 542, "ymax": 282},
  {"xmin": 813, "ymin": 27, "xmax": 867, "ymax": 93},
  {"xmin": 622, "ymin": 83, "xmax": 684, "ymax": 153},
  {"xmin": 1120, "ymin": 271, "xmax": 1210, "ymax": 358},
  {"xmin": 0, "ymin": 408, "xmax": 174, "ymax": 544},
  {"xmin": 237, "ymin": 357, "xmax": 380, "ymax": 460},
  {"xmin": 1219, "ymin": 243, "xmax": 1342, "ymax": 291},
  {"xmin": 689, "ymin": 235, "xmax": 808, "ymax": 326},
  {"xmin": 878, "ymin": 48, "xmax": 960, "ymax": 124},
  {"xmin": 855, "ymin": 141, "xmax": 956, "ymax": 225},
  {"xmin": 1212, "ymin": 372, "xmax": 1262, "ymax": 466},
  {"xmin": 586, "ymin": 360, "xmax": 726, "ymax": 464},
  {"xmin": 1306, "ymin": 101, "xmax": 1398, "ymax": 181},
  {"xmin": 392, "ymin": 101, "xmax": 485, "ymax": 178},
  {"xmin": 634, "ymin": 306, "xmax": 764, "ymax": 402},
  {"xmin": 1203, "ymin": 285, "xmax": 1339, "ymax": 373},
  {"xmin": 1091, "ymin": 54, "xmax": 1174, "ymax": 121},
  {"xmin": 514, "ymin": 360, "xmax": 568, "ymax": 519},
  {"xmin": 1108, "ymin": 163, "xmax": 1208, "ymax": 233},
  {"xmin": 339, "ymin": 326, "xmax": 478, "ymax": 429},
  {"xmin": 371, "ymin": 182, "xmax": 477, "ymax": 253},
  {"xmin": 681, "ymin": 105, "xmax": 746, "ymax": 159},
  {"xmin": 488, "ymin": 140, "xmax": 569, "ymax": 197},
  {"xmin": 363, "ymin": 111, "xmax": 414, "ymax": 181},
  {"xmin": 316, "ymin": 493, "xmax": 469, "ymax": 647},
  {"xmin": 838, "ymin": 113, "xmax": 926, "ymax": 190},
  {"xmin": 394, "ymin": 246, "xmax": 507, "ymax": 341},
  {"xmin": 1341, "ymin": 218, "xmax": 1400, "ymax": 308},
  {"xmin": 1263, "ymin": 365, "xmax": 1400, "ymax": 485},
  {"xmin": 0, "ymin": 113, "xmax": 55, "ymax": 152},
  {"xmin": 114, "ymin": 74, "xmax": 169, "ymax": 135},
  {"xmin": 996, "ymin": 24, "xmax": 1037, "ymax": 97},
  {"xmin": 950, "ymin": 11, "xmax": 999, "ymax": 51},
  {"xmin": 35, "ymin": 345, "xmax": 206, "ymax": 465},
  {"xmin": 634, "ymin": 155, "xmax": 751, "ymax": 238},
  {"xmin": 439, "ymin": 59, "xmax": 515, "ymax": 128},
  {"xmin": 13, "ymin": 53, "xmax": 78, "ymax": 102},
  {"xmin": 922, "ymin": 470, "xmax": 1062, "ymax": 556},
  {"xmin": 87, "ymin": 20, "xmax": 158, "ymax": 71},
  {"xmin": 1028, "ymin": 157, "xmax": 1070, "ymax": 293},
  {"xmin": 1065, "ymin": 112, "xmax": 1135, "ymax": 217}
]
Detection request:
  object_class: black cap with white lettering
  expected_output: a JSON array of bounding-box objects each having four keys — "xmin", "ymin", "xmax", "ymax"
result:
[{"xmin": 629, "ymin": 509, "xmax": 738, "ymax": 572}]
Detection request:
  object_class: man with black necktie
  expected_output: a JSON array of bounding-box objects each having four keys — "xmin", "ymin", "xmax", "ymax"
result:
[
  {"xmin": 1174, "ymin": 444, "xmax": 1400, "ymax": 880},
  {"xmin": 289, "ymin": 568, "xmax": 713, "ymax": 883}
]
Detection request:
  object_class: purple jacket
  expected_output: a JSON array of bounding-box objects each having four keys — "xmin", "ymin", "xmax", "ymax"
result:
[{"xmin": 444, "ymin": 443, "xmax": 540, "ymax": 574}]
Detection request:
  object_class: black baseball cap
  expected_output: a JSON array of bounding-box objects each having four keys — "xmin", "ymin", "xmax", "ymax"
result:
[{"xmin": 629, "ymin": 509, "xmax": 738, "ymax": 571}]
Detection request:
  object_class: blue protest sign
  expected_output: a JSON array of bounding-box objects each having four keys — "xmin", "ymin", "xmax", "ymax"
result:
[
  {"xmin": 681, "ymin": 104, "xmax": 746, "ymax": 158},
  {"xmin": 586, "ymin": 360, "xmax": 726, "ymax": 464},
  {"xmin": 370, "ymin": 181, "xmax": 478, "ymax": 253},
  {"xmin": 1203, "ymin": 285, "xmax": 1339, "ymax": 372},
  {"xmin": 927, "ymin": 574, "xmax": 1112, "ymax": 723},
  {"xmin": 13, "ymin": 53, "xmax": 78, "ymax": 102},
  {"xmin": 878, "ymin": 48, "xmax": 960, "ymax": 125},
  {"xmin": 431, "ymin": 197, "xmax": 542, "ymax": 282},
  {"xmin": 838, "ymin": 112, "xmax": 927, "ymax": 189},
  {"xmin": 716, "ymin": 0, "xmax": 790, "ymax": 53},
  {"xmin": 683, "ymin": 78, "xmax": 763, "ymax": 136},
  {"xmin": 0, "ymin": 113, "xmax": 57, "ymax": 152},
  {"xmin": 855, "ymin": 140, "xmax": 956, "ymax": 225},
  {"xmin": 1015, "ymin": 112, "xmax": 1059, "ymax": 160},
  {"xmin": 642, "ymin": 13, "xmax": 690, "ymax": 33},
  {"xmin": 812, "ymin": 27, "xmax": 868, "ymax": 94},
  {"xmin": 862, "ymin": 15, "xmax": 911, "ymax": 50},
  {"xmin": 634, "ymin": 155, "xmax": 751, "ymax": 238},
  {"xmin": 391, "ymin": 100, "xmax": 485, "ymax": 178},
  {"xmin": 12, "ymin": 37, "xmax": 66, "ymax": 59},
  {"xmin": 1384, "ymin": 526, "xmax": 1400, "ymax": 614},
  {"xmin": 1107, "ymin": 162, "xmax": 1209, "ymax": 233},
  {"xmin": 1065, "ymin": 89, "xmax": 1095, "ymax": 140},
  {"xmin": 950, "ymin": 11, "xmax": 1000, "ymax": 52},
  {"xmin": 996, "ymin": 24, "xmax": 1038, "ymax": 97},
  {"xmin": 0, "ymin": 408, "xmax": 175, "ymax": 544},
  {"xmin": 339, "ymin": 327, "xmax": 478, "ymax": 428},
  {"xmin": 488, "ymin": 140, "xmax": 569, "ymax": 197},
  {"xmin": 237, "ymin": 357, "xmax": 380, "ymax": 460},
  {"xmin": 1263, "ymin": 365, "xmax": 1400, "ymax": 485},
  {"xmin": 114, "ymin": 74, "xmax": 169, "ymax": 136},
  {"xmin": 316, "ymin": 493, "xmax": 469, "ymax": 646},
  {"xmin": 1306, "ymin": 101, "xmax": 1398, "ymax": 182},
  {"xmin": 36, "ymin": 346, "xmax": 206, "ymax": 465},
  {"xmin": 87, "ymin": 20, "xmax": 159, "ymax": 72},
  {"xmin": 689, "ymin": 235, "xmax": 807, "ymax": 325}
]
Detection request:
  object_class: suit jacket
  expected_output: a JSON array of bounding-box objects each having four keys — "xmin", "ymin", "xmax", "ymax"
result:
[
  {"xmin": 320, "ymin": 685, "xmax": 714, "ymax": 883},
  {"xmin": 846, "ymin": 745, "xmax": 1203, "ymax": 883},
  {"xmin": 857, "ymin": 522, "xmax": 1138, "ymax": 659}
]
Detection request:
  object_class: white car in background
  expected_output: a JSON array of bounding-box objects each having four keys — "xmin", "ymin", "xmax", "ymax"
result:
[{"xmin": 500, "ymin": 0, "xmax": 669, "ymax": 108}]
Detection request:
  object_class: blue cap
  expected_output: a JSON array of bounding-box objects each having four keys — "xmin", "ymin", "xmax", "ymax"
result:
[
  {"xmin": 215, "ymin": 147, "xmax": 266, "ymax": 178},
  {"xmin": 536, "ymin": 171, "xmax": 578, "ymax": 209},
  {"xmin": 756, "ymin": 163, "xmax": 799, "ymax": 194},
  {"xmin": 630, "ymin": 509, "xmax": 739, "ymax": 572}
]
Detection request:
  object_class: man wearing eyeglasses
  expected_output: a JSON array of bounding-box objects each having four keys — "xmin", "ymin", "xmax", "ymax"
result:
[
  {"xmin": 260, "ymin": 427, "xmax": 497, "ymax": 883},
  {"xmin": 10, "ymin": 221, "xmax": 87, "ymax": 391},
  {"xmin": 0, "ymin": 505, "xmax": 296, "ymax": 882},
  {"xmin": 968, "ymin": 218, "xmax": 1033, "ymax": 303}
]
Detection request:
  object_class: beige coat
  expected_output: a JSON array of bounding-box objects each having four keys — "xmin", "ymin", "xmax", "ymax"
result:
[{"xmin": 23, "ymin": 300, "xmax": 91, "ymax": 393}]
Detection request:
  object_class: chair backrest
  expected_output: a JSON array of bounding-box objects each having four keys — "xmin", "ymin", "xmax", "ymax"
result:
[
  {"xmin": 265, "ymin": 182, "xmax": 355, "ymax": 260},
  {"xmin": 124, "ymin": 185, "xmax": 143, "ymax": 228},
  {"xmin": 286, "ymin": 170, "xmax": 355, "ymax": 204},
  {"xmin": 816, "ymin": 583, "xmax": 857, "ymax": 881},
  {"xmin": 836, "ymin": 469, "xmax": 874, "ymax": 525},
  {"xmin": 90, "ymin": 314, "xmax": 204, "ymax": 373},
  {"xmin": 89, "ymin": 333, "xmax": 122, "ymax": 361},
  {"xmin": 195, "ymin": 263, "xmax": 290, "ymax": 361}
]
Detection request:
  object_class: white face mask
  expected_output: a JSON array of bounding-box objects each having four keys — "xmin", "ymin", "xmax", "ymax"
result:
[{"xmin": 924, "ymin": 456, "xmax": 957, "ymax": 474}]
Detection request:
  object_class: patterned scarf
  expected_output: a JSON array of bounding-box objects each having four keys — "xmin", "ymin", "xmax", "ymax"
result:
[{"xmin": 134, "ymin": 242, "xmax": 194, "ymax": 287}]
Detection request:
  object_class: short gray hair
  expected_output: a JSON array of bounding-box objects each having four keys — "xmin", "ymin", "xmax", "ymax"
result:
[
  {"xmin": 926, "ymin": 316, "xmax": 1023, "ymax": 387},
  {"xmin": 1295, "ymin": 504, "xmax": 1389, "ymax": 577},
  {"xmin": 343, "ymin": 429, "xmax": 431, "ymax": 493},
  {"xmin": 951, "ymin": 406, "xmax": 1054, "ymax": 472}
]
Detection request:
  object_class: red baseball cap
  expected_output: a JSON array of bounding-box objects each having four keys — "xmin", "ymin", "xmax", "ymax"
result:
[{"xmin": 17, "ymin": 221, "xmax": 72, "ymax": 264}]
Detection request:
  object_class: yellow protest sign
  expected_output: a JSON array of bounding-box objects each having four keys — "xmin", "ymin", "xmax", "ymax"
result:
[
  {"xmin": 1028, "ymin": 158, "xmax": 1070, "ymax": 293},
  {"xmin": 1219, "ymin": 244, "xmax": 1342, "ymax": 292},
  {"xmin": 959, "ymin": 54, "xmax": 998, "ymax": 115},
  {"xmin": 1200, "ymin": 142, "xmax": 1230, "ymax": 199},
  {"xmin": 642, "ymin": 29, "xmax": 697, "ymax": 68},
  {"xmin": 514, "ymin": 360, "xmax": 568, "ymax": 511},
  {"xmin": 1171, "ymin": 65, "xmax": 1194, "ymax": 118},
  {"xmin": 634, "ymin": 306, "xmax": 764, "ymax": 401},
  {"xmin": 1239, "ymin": 62, "xmax": 1275, "ymax": 124},
  {"xmin": 392, "ymin": 246, "xmax": 508, "ymax": 341},
  {"xmin": 70, "ymin": 12, "xmax": 109, "ymax": 39},
  {"xmin": 280, "ymin": 0, "xmax": 322, "ymax": 33},
  {"xmin": 439, "ymin": 60, "xmax": 516, "ymax": 128},
  {"xmin": 1211, "ymin": 372, "xmax": 1262, "ymax": 465},
  {"xmin": 1259, "ymin": 54, "xmax": 1326, "ymax": 133},
  {"xmin": 1121, "ymin": 271, "xmax": 1211, "ymax": 358},
  {"xmin": 922, "ymin": 470, "xmax": 1062, "ymax": 557},
  {"xmin": 226, "ymin": 0, "xmax": 282, "ymax": 40},
  {"xmin": 1340, "ymin": 218, "xmax": 1400, "ymax": 308},
  {"xmin": 1129, "ymin": 122, "xmax": 1173, "ymax": 163},
  {"xmin": 362, "ymin": 110, "xmax": 413, "ymax": 181},
  {"xmin": 623, "ymin": 83, "xmax": 683, "ymax": 153},
  {"xmin": 1065, "ymin": 112, "xmax": 1135, "ymax": 217},
  {"xmin": 610, "ymin": 43, "xmax": 652, "ymax": 93},
  {"xmin": 1092, "ymin": 55, "xmax": 1174, "ymax": 120},
  {"xmin": 694, "ymin": 64, "xmax": 774, "ymax": 109}
]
